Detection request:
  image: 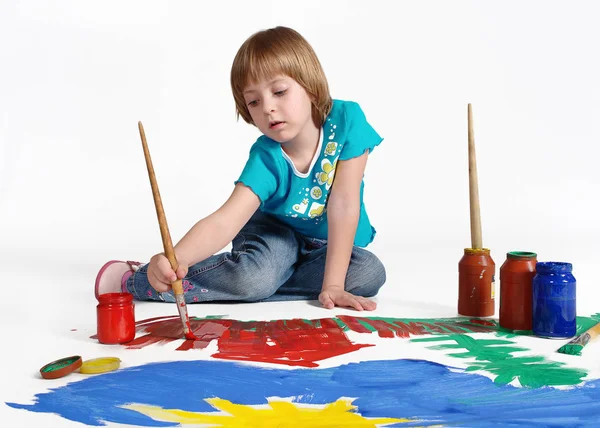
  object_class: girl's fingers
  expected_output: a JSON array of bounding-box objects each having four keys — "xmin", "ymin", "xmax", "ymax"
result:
[
  {"xmin": 357, "ymin": 297, "xmax": 377, "ymax": 311},
  {"xmin": 149, "ymin": 269, "xmax": 171, "ymax": 293},
  {"xmin": 319, "ymin": 293, "xmax": 335, "ymax": 309},
  {"xmin": 349, "ymin": 297, "xmax": 364, "ymax": 311},
  {"xmin": 176, "ymin": 265, "xmax": 188, "ymax": 279},
  {"xmin": 157, "ymin": 258, "xmax": 177, "ymax": 282}
]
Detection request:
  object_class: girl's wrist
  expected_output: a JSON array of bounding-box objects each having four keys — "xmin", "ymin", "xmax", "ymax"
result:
[
  {"xmin": 321, "ymin": 283, "xmax": 344, "ymax": 292},
  {"xmin": 173, "ymin": 247, "xmax": 192, "ymax": 267}
]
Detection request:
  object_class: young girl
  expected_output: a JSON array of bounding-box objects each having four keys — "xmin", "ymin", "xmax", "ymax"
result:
[{"xmin": 96, "ymin": 26, "xmax": 385, "ymax": 311}]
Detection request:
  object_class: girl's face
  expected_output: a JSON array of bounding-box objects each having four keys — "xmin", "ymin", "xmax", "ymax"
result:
[{"xmin": 243, "ymin": 76, "xmax": 315, "ymax": 144}]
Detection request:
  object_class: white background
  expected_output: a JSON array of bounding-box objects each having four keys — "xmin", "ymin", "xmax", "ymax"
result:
[{"xmin": 1, "ymin": 1, "xmax": 599, "ymax": 426}]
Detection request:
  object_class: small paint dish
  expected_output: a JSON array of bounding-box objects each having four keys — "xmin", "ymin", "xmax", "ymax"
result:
[
  {"xmin": 39, "ymin": 355, "xmax": 82, "ymax": 380},
  {"xmin": 79, "ymin": 357, "xmax": 121, "ymax": 375}
]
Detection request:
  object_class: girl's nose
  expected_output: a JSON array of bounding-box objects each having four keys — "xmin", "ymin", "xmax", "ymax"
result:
[{"xmin": 262, "ymin": 99, "xmax": 275, "ymax": 114}]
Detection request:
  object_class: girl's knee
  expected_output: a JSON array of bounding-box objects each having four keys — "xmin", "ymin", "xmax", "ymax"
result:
[
  {"xmin": 346, "ymin": 252, "xmax": 386, "ymax": 297},
  {"xmin": 231, "ymin": 267, "xmax": 286, "ymax": 301}
]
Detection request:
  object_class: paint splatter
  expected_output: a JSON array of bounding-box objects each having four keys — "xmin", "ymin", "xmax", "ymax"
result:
[
  {"xmin": 91, "ymin": 314, "xmax": 600, "ymax": 385},
  {"xmin": 123, "ymin": 317, "xmax": 372, "ymax": 367},
  {"xmin": 8, "ymin": 359, "xmax": 600, "ymax": 427},
  {"xmin": 412, "ymin": 334, "xmax": 588, "ymax": 388},
  {"xmin": 106, "ymin": 315, "xmax": 498, "ymax": 367},
  {"xmin": 125, "ymin": 398, "xmax": 408, "ymax": 426}
]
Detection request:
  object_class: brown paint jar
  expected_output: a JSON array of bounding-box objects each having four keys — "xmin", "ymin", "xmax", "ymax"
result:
[
  {"xmin": 500, "ymin": 251, "xmax": 537, "ymax": 330},
  {"xmin": 458, "ymin": 248, "xmax": 495, "ymax": 317}
]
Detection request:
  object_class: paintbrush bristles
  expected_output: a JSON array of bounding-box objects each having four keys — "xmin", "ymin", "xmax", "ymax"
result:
[
  {"xmin": 468, "ymin": 104, "xmax": 483, "ymax": 249},
  {"xmin": 556, "ymin": 321, "xmax": 600, "ymax": 356},
  {"xmin": 557, "ymin": 344, "xmax": 584, "ymax": 356},
  {"xmin": 138, "ymin": 121, "xmax": 184, "ymax": 297}
]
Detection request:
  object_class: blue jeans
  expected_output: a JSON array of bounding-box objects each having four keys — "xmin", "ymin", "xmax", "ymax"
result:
[{"xmin": 126, "ymin": 211, "xmax": 386, "ymax": 303}]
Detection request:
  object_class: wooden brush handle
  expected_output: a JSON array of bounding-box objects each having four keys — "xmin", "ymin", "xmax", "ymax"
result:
[
  {"xmin": 569, "ymin": 322, "xmax": 600, "ymax": 345},
  {"xmin": 138, "ymin": 121, "xmax": 184, "ymax": 296},
  {"xmin": 468, "ymin": 104, "xmax": 483, "ymax": 249},
  {"xmin": 586, "ymin": 322, "xmax": 600, "ymax": 340}
]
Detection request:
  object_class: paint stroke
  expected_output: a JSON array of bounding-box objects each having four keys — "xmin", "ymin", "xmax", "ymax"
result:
[
  {"xmin": 124, "ymin": 398, "xmax": 408, "ymax": 427},
  {"xmin": 8, "ymin": 359, "xmax": 600, "ymax": 427},
  {"xmin": 110, "ymin": 315, "xmax": 502, "ymax": 368},
  {"xmin": 412, "ymin": 334, "xmax": 588, "ymax": 388},
  {"xmin": 96, "ymin": 315, "xmax": 600, "ymax": 377}
]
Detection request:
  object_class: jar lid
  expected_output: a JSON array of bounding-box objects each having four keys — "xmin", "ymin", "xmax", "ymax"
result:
[
  {"xmin": 40, "ymin": 355, "xmax": 82, "ymax": 379},
  {"xmin": 536, "ymin": 261, "xmax": 573, "ymax": 274},
  {"xmin": 464, "ymin": 248, "xmax": 490, "ymax": 255},
  {"xmin": 97, "ymin": 292, "xmax": 133, "ymax": 304},
  {"xmin": 80, "ymin": 357, "xmax": 121, "ymax": 375},
  {"xmin": 507, "ymin": 251, "xmax": 537, "ymax": 259}
]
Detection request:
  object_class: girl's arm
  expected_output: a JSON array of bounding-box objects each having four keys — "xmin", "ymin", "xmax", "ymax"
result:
[
  {"xmin": 174, "ymin": 183, "xmax": 261, "ymax": 266},
  {"xmin": 321, "ymin": 151, "xmax": 371, "ymax": 309}
]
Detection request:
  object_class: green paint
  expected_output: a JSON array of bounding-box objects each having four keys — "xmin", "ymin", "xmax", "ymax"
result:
[
  {"xmin": 333, "ymin": 318, "xmax": 346, "ymax": 329},
  {"xmin": 189, "ymin": 313, "xmax": 600, "ymax": 389},
  {"xmin": 576, "ymin": 313, "xmax": 600, "ymax": 335},
  {"xmin": 411, "ymin": 334, "xmax": 587, "ymax": 388},
  {"xmin": 557, "ymin": 343, "xmax": 584, "ymax": 356},
  {"xmin": 41, "ymin": 357, "xmax": 80, "ymax": 373},
  {"xmin": 191, "ymin": 315, "xmax": 227, "ymax": 320},
  {"xmin": 308, "ymin": 319, "xmax": 322, "ymax": 328},
  {"xmin": 338, "ymin": 316, "xmax": 501, "ymax": 335}
]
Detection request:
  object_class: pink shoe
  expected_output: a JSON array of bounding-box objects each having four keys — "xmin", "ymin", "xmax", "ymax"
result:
[{"xmin": 95, "ymin": 260, "xmax": 142, "ymax": 299}]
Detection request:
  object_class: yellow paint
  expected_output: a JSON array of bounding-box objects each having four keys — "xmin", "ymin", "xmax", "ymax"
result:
[{"xmin": 124, "ymin": 397, "xmax": 413, "ymax": 427}]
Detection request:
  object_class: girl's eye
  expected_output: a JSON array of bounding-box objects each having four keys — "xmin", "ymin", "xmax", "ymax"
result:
[
  {"xmin": 247, "ymin": 100, "xmax": 258, "ymax": 107},
  {"xmin": 274, "ymin": 90, "xmax": 287, "ymax": 96}
]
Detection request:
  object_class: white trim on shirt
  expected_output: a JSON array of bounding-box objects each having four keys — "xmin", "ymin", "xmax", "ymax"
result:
[{"xmin": 280, "ymin": 129, "xmax": 323, "ymax": 178}]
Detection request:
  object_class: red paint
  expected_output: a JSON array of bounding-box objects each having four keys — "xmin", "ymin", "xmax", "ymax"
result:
[
  {"xmin": 184, "ymin": 317, "xmax": 199, "ymax": 340},
  {"xmin": 98, "ymin": 315, "xmax": 503, "ymax": 367},
  {"xmin": 126, "ymin": 317, "xmax": 227, "ymax": 350},
  {"xmin": 212, "ymin": 317, "xmax": 371, "ymax": 367},
  {"xmin": 360, "ymin": 319, "xmax": 396, "ymax": 338},
  {"xmin": 390, "ymin": 321, "xmax": 418, "ymax": 337},
  {"xmin": 500, "ymin": 251, "xmax": 537, "ymax": 330},
  {"xmin": 436, "ymin": 323, "xmax": 464, "ymax": 333},
  {"xmin": 96, "ymin": 293, "xmax": 135, "ymax": 344},
  {"xmin": 336, "ymin": 316, "xmax": 372, "ymax": 333},
  {"xmin": 403, "ymin": 322, "xmax": 428, "ymax": 336},
  {"xmin": 468, "ymin": 318, "xmax": 496, "ymax": 327},
  {"xmin": 458, "ymin": 248, "xmax": 496, "ymax": 317}
]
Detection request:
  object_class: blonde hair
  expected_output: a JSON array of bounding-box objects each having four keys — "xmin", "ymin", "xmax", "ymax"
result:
[{"xmin": 231, "ymin": 26, "xmax": 332, "ymax": 128}]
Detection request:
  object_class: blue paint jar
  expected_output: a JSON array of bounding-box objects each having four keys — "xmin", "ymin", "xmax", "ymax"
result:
[{"xmin": 532, "ymin": 262, "xmax": 576, "ymax": 338}]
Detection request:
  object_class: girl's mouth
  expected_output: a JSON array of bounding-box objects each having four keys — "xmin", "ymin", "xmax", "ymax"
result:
[{"xmin": 270, "ymin": 121, "xmax": 285, "ymax": 129}]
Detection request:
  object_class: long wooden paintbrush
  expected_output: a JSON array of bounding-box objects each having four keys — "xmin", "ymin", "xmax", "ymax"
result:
[
  {"xmin": 138, "ymin": 121, "xmax": 197, "ymax": 340},
  {"xmin": 468, "ymin": 103, "xmax": 483, "ymax": 250},
  {"xmin": 557, "ymin": 321, "xmax": 600, "ymax": 356}
]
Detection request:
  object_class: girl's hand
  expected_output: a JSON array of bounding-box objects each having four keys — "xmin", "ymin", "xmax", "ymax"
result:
[
  {"xmin": 147, "ymin": 253, "xmax": 189, "ymax": 293},
  {"xmin": 318, "ymin": 287, "xmax": 377, "ymax": 311}
]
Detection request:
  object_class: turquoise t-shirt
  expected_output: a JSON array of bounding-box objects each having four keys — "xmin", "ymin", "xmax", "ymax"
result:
[{"xmin": 235, "ymin": 99, "xmax": 383, "ymax": 247}]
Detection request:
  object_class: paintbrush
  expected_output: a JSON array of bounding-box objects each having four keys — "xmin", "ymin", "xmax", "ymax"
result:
[
  {"xmin": 467, "ymin": 103, "xmax": 482, "ymax": 250},
  {"xmin": 557, "ymin": 321, "xmax": 600, "ymax": 356},
  {"xmin": 138, "ymin": 121, "xmax": 197, "ymax": 340}
]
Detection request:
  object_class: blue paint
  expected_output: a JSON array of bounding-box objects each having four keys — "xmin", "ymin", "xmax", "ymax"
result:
[
  {"xmin": 533, "ymin": 262, "xmax": 577, "ymax": 338},
  {"xmin": 6, "ymin": 359, "xmax": 600, "ymax": 427}
]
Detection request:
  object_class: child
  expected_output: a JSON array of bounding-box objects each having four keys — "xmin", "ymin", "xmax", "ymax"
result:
[{"xmin": 96, "ymin": 26, "xmax": 385, "ymax": 311}]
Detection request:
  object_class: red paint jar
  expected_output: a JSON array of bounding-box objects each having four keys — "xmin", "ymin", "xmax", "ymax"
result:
[
  {"xmin": 458, "ymin": 248, "xmax": 495, "ymax": 317},
  {"xmin": 97, "ymin": 292, "xmax": 135, "ymax": 344},
  {"xmin": 500, "ymin": 251, "xmax": 537, "ymax": 330}
]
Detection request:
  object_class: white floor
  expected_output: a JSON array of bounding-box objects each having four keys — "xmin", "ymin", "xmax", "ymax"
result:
[
  {"xmin": 1, "ymin": 246, "xmax": 599, "ymax": 426},
  {"xmin": 2, "ymin": 1, "xmax": 600, "ymax": 425}
]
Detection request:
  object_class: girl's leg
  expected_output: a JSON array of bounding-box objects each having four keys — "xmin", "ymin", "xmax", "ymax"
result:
[
  {"xmin": 263, "ymin": 238, "xmax": 387, "ymax": 302},
  {"xmin": 126, "ymin": 211, "xmax": 301, "ymax": 303}
]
